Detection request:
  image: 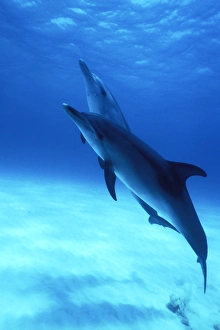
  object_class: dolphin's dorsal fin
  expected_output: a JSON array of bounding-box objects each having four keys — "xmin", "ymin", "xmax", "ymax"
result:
[
  {"xmin": 168, "ymin": 161, "xmax": 207, "ymax": 184},
  {"xmin": 104, "ymin": 161, "xmax": 117, "ymax": 201}
]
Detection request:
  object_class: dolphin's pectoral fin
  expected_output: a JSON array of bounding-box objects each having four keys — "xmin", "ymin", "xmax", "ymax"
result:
[
  {"xmin": 149, "ymin": 215, "xmax": 180, "ymax": 233},
  {"xmin": 98, "ymin": 156, "xmax": 105, "ymax": 169},
  {"xmin": 81, "ymin": 133, "xmax": 86, "ymax": 144},
  {"xmin": 168, "ymin": 161, "xmax": 207, "ymax": 184},
  {"xmin": 131, "ymin": 192, "xmax": 179, "ymax": 233},
  {"xmin": 104, "ymin": 161, "xmax": 117, "ymax": 201},
  {"xmin": 197, "ymin": 256, "xmax": 207, "ymax": 293}
]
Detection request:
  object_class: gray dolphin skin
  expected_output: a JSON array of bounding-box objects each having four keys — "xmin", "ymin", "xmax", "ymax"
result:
[
  {"xmin": 63, "ymin": 103, "xmax": 208, "ymax": 292},
  {"xmin": 79, "ymin": 59, "xmax": 130, "ymax": 131}
]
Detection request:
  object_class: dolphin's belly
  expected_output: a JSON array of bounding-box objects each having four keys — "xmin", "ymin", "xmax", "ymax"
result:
[{"xmin": 112, "ymin": 149, "xmax": 170, "ymax": 216}]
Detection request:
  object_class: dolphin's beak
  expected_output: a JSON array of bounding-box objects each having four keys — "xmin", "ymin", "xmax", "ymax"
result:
[
  {"xmin": 63, "ymin": 103, "xmax": 84, "ymax": 121},
  {"xmin": 63, "ymin": 103, "xmax": 95, "ymax": 134},
  {"xmin": 79, "ymin": 59, "xmax": 95, "ymax": 83}
]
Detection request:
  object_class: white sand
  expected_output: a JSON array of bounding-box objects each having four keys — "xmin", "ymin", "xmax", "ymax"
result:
[{"xmin": 0, "ymin": 175, "xmax": 219, "ymax": 330}]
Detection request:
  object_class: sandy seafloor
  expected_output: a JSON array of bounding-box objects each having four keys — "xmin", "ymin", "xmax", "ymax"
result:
[{"xmin": 0, "ymin": 174, "xmax": 219, "ymax": 330}]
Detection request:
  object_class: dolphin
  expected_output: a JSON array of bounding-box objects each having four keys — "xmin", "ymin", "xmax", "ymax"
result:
[
  {"xmin": 63, "ymin": 103, "xmax": 208, "ymax": 292},
  {"xmin": 79, "ymin": 59, "xmax": 130, "ymax": 131}
]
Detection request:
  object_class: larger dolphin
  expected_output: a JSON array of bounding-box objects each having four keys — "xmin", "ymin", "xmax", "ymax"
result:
[
  {"xmin": 79, "ymin": 59, "xmax": 130, "ymax": 131},
  {"xmin": 63, "ymin": 103, "xmax": 208, "ymax": 292}
]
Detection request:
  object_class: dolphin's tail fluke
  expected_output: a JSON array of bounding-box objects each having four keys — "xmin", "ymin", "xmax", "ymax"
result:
[{"xmin": 197, "ymin": 256, "xmax": 207, "ymax": 293}]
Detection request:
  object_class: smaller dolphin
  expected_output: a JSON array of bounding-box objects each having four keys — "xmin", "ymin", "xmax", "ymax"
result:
[
  {"xmin": 63, "ymin": 103, "xmax": 208, "ymax": 292},
  {"xmin": 79, "ymin": 59, "xmax": 130, "ymax": 131}
]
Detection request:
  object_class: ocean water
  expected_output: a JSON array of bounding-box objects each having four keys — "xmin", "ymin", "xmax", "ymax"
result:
[{"xmin": 1, "ymin": 1, "xmax": 220, "ymax": 329}]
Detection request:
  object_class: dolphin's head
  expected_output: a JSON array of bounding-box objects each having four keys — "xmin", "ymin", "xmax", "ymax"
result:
[
  {"xmin": 63, "ymin": 102, "xmax": 120, "ymax": 142},
  {"xmin": 79, "ymin": 59, "xmax": 130, "ymax": 131},
  {"xmin": 79, "ymin": 59, "xmax": 108, "ymax": 115},
  {"xmin": 63, "ymin": 103, "xmax": 108, "ymax": 158}
]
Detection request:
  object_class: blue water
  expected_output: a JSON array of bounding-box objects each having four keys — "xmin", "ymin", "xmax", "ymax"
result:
[{"xmin": 0, "ymin": 1, "xmax": 220, "ymax": 329}]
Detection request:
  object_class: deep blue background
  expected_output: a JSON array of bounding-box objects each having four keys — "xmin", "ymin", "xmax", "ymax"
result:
[{"xmin": 0, "ymin": 0, "xmax": 219, "ymax": 202}]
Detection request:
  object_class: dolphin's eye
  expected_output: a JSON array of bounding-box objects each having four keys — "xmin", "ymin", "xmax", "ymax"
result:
[
  {"xmin": 94, "ymin": 129, "xmax": 104, "ymax": 140},
  {"xmin": 98, "ymin": 133, "xmax": 104, "ymax": 140},
  {"xmin": 100, "ymin": 87, "xmax": 107, "ymax": 96}
]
